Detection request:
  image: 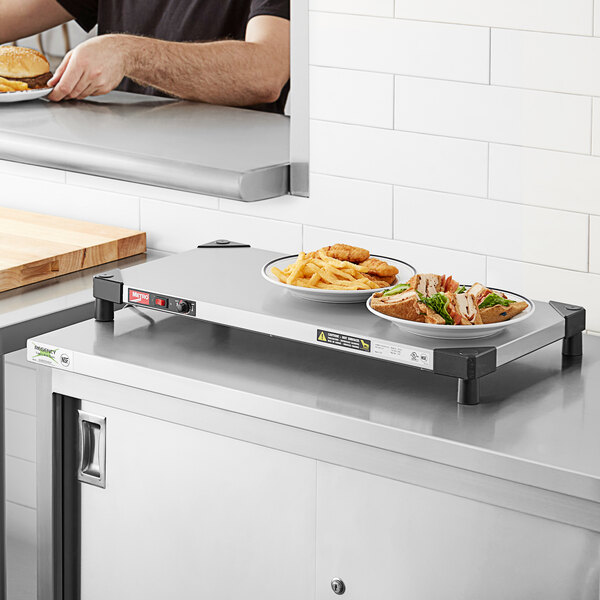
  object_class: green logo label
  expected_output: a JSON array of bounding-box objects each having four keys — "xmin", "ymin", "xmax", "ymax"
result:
[{"xmin": 32, "ymin": 344, "xmax": 58, "ymax": 363}]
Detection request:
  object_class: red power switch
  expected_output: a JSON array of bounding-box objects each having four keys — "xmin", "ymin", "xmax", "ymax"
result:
[{"xmin": 155, "ymin": 298, "xmax": 167, "ymax": 307}]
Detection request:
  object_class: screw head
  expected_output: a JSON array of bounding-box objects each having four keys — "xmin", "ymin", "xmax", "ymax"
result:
[{"xmin": 331, "ymin": 578, "xmax": 346, "ymax": 595}]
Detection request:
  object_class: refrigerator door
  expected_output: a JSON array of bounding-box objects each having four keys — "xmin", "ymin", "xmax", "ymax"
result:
[{"xmin": 71, "ymin": 399, "xmax": 316, "ymax": 600}]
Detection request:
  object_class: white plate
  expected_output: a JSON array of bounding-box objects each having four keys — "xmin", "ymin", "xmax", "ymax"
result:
[
  {"xmin": 367, "ymin": 288, "xmax": 535, "ymax": 339},
  {"xmin": 0, "ymin": 88, "xmax": 52, "ymax": 103},
  {"xmin": 262, "ymin": 254, "xmax": 416, "ymax": 304}
]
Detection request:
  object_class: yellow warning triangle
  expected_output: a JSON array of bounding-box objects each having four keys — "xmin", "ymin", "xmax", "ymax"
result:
[{"xmin": 318, "ymin": 331, "xmax": 327, "ymax": 342}]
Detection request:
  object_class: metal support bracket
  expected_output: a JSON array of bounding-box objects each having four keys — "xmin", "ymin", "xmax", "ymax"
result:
[
  {"xmin": 93, "ymin": 269, "xmax": 123, "ymax": 322},
  {"xmin": 549, "ymin": 300, "xmax": 586, "ymax": 357},
  {"xmin": 433, "ymin": 347, "xmax": 497, "ymax": 405}
]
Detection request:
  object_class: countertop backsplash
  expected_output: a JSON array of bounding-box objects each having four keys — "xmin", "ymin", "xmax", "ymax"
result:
[{"xmin": 2, "ymin": 0, "xmax": 599, "ymax": 333}]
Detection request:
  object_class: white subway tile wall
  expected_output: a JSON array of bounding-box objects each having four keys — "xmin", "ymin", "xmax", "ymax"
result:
[
  {"xmin": 310, "ymin": 0, "xmax": 394, "ymax": 17},
  {"xmin": 591, "ymin": 217, "xmax": 600, "ymax": 274},
  {"xmin": 309, "ymin": 12, "xmax": 490, "ymax": 83},
  {"xmin": 491, "ymin": 29, "xmax": 600, "ymax": 96},
  {"xmin": 394, "ymin": 0, "xmax": 593, "ymax": 35},
  {"xmin": 310, "ymin": 66, "xmax": 394, "ymax": 128},
  {"xmin": 393, "ymin": 188, "xmax": 589, "ymax": 271}
]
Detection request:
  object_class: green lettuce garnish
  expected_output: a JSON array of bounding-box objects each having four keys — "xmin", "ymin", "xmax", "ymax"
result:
[
  {"xmin": 382, "ymin": 282, "xmax": 410, "ymax": 297},
  {"xmin": 456, "ymin": 285, "xmax": 466, "ymax": 294},
  {"xmin": 478, "ymin": 293, "xmax": 514, "ymax": 309},
  {"xmin": 419, "ymin": 292, "xmax": 454, "ymax": 325}
]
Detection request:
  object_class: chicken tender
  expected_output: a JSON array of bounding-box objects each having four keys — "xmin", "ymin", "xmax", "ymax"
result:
[
  {"xmin": 359, "ymin": 258, "xmax": 399, "ymax": 277},
  {"xmin": 320, "ymin": 244, "xmax": 370, "ymax": 264}
]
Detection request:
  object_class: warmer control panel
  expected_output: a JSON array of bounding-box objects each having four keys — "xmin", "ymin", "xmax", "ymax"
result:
[{"xmin": 127, "ymin": 288, "xmax": 197, "ymax": 317}]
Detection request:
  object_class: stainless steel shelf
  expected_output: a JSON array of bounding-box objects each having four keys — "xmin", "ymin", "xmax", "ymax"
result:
[{"xmin": 0, "ymin": 92, "xmax": 290, "ymax": 201}]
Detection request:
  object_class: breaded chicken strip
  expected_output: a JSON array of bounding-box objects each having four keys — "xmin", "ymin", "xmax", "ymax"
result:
[
  {"xmin": 364, "ymin": 273, "xmax": 397, "ymax": 287},
  {"xmin": 359, "ymin": 257, "xmax": 399, "ymax": 277},
  {"xmin": 320, "ymin": 244, "xmax": 370, "ymax": 263}
]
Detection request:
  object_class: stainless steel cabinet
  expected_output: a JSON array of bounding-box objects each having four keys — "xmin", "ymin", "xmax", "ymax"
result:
[
  {"xmin": 316, "ymin": 463, "xmax": 600, "ymax": 599},
  {"xmin": 74, "ymin": 400, "xmax": 316, "ymax": 600}
]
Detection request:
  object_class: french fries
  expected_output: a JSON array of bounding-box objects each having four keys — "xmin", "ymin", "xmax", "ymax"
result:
[
  {"xmin": 272, "ymin": 250, "xmax": 390, "ymax": 291},
  {"xmin": 0, "ymin": 77, "xmax": 29, "ymax": 93}
]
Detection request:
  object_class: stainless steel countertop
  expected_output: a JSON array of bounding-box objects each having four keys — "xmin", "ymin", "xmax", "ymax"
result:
[
  {"xmin": 0, "ymin": 92, "xmax": 290, "ymax": 201},
  {"xmin": 31, "ymin": 307, "xmax": 600, "ymax": 504}
]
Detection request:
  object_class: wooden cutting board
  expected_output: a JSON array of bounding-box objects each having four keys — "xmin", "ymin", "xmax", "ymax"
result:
[{"xmin": 0, "ymin": 207, "xmax": 146, "ymax": 293}]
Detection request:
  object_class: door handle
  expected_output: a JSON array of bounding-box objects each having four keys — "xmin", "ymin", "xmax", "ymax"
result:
[{"xmin": 77, "ymin": 411, "xmax": 106, "ymax": 488}]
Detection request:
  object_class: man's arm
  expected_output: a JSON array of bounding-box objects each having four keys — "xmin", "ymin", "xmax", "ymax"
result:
[
  {"xmin": 48, "ymin": 15, "xmax": 290, "ymax": 105},
  {"xmin": 0, "ymin": 0, "xmax": 72, "ymax": 44}
]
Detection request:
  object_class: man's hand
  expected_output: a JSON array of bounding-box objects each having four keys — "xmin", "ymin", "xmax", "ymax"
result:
[{"xmin": 48, "ymin": 35, "xmax": 129, "ymax": 101}]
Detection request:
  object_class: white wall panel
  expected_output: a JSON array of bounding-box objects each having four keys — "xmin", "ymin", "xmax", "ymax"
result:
[
  {"xmin": 303, "ymin": 225, "xmax": 487, "ymax": 283},
  {"xmin": 310, "ymin": 12, "xmax": 489, "ymax": 83},
  {"xmin": 395, "ymin": 0, "xmax": 593, "ymax": 35},
  {"xmin": 6, "ymin": 411, "xmax": 36, "ymax": 463},
  {"xmin": 5, "ymin": 363, "xmax": 36, "ymax": 416},
  {"xmin": 489, "ymin": 145, "xmax": 600, "ymax": 215},
  {"xmin": 394, "ymin": 188, "xmax": 589, "ymax": 271},
  {"xmin": 0, "ymin": 160, "xmax": 65, "ymax": 183},
  {"xmin": 4, "ymin": 349, "xmax": 31, "ymax": 369},
  {"xmin": 311, "ymin": 67, "xmax": 394, "ymax": 128},
  {"xmin": 0, "ymin": 174, "xmax": 140, "ymax": 229},
  {"xmin": 221, "ymin": 174, "xmax": 393, "ymax": 238},
  {"xmin": 6, "ymin": 502, "xmax": 36, "ymax": 546},
  {"xmin": 591, "ymin": 216, "xmax": 600, "ymax": 274},
  {"xmin": 487, "ymin": 258, "xmax": 600, "ymax": 332},
  {"xmin": 310, "ymin": 0, "xmax": 394, "ymax": 17},
  {"xmin": 592, "ymin": 97, "xmax": 600, "ymax": 156},
  {"xmin": 311, "ymin": 121, "xmax": 488, "ymax": 197},
  {"xmin": 394, "ymin": 77, "xmax": 591, "ymax": 153},
  {"xmin": 67, "ymin": 172, "xmax": 219, "ymax": 209},
  {"xmin": 6, "ymin": 456, "xmax": 36, "ymax": 509},
  {"xmin": 491, "ymin": 29, "xmax": 600, "ymax": 95},
  {"xmin": 141, "ymin": 199, "xmax": 302, "ymax": 253}
]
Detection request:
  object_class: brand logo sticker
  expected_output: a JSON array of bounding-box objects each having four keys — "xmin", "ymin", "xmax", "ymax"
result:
[
  {"xmin": 129, "ymin": 289, "xmax": 150, "ymax": 304},
  {"xmin": 27, "ymin": 341, "xmax": 74, "ymax": 371}
]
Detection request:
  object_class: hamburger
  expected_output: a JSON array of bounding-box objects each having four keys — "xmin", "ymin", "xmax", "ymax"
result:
[{"xmin": 0, "ymin": 47, "xmax": 52, "ymax": 90}]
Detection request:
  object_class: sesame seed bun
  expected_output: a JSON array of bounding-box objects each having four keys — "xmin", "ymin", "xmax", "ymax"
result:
[{"xmin": 0, "ymin": 46, "xmax": 50, "ymax": 79}]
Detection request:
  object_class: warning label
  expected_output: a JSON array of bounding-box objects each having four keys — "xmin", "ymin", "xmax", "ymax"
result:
[
  {"xmin": 314, "ymin": 328, "xmax": 433, "ymax": 370},
  {"xmin": 317, "ymin": 329, "xmax": 371, "ymax": 352}
]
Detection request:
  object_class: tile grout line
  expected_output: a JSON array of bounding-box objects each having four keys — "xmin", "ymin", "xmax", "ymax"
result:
[
  {"xmin": 310, "ymin": 63, "xmax": 600, "ymax": 100},
  {"xmin": 488, "ymin": 27, "xmax": 492, "ymax": 85},
  {"xmin": 312, "ymin": 9, "xmax": 597, "ymax": 39}
]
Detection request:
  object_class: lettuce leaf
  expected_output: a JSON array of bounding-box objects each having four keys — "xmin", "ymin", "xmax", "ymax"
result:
[
  {"xmin": 478, "ymin": 293, "xmax": 514, "ymax": 309},
  {"xmin": 456, "ymin": 285, "xmax": 466, "ymax": 294},
  {"xmin": 419, "ymin": 292, "xmax": 454, "ymax": 325},
  {"xmin": 382, "ymin": 283, "xmax": 410, "ymax": 297}
]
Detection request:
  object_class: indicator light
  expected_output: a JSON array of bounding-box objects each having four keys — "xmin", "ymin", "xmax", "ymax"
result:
[{"xmin": 155, "ymin": 298, "xmax": 167, "ymax": 307}]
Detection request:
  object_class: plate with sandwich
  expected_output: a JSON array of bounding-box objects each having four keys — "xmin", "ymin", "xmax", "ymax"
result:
[
  {"xmin": 263, "ymin": 244, "xmax": 416, "ymax": 303},
  {"xmin": 0, "ymin": 47, "xmax": 53, "ymax": 103},
  {"xmin": 367, "ymin": 273, "xmax": 534, "ymax": 339}
]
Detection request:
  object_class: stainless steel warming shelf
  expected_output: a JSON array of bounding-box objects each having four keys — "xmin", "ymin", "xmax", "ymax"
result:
[{"xmin": 91, "ymin": 242, "xmax": 585, "ymax": 405}]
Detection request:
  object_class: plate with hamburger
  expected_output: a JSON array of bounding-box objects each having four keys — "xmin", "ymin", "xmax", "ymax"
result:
[
  {"xmin": 368, "ymin": 273, "xmax": 534, "ymax": 339},
  {"xmin": 0, "ymin": 47, "xmax": 53, "ymax": 103}
]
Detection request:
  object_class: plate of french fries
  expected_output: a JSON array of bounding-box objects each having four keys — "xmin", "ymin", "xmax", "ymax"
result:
[
  {"xmin": 0, "ymin": 77, "xmax": 51, "ymax": 103},
  {"xmin": 263, "ymin": 245, "xmax": 416, "ymax": 303}
]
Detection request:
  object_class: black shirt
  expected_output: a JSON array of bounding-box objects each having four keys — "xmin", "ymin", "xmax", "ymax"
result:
[{"xmin": 56, "ymin": 0, "xmax": 290, "ymax": 113}]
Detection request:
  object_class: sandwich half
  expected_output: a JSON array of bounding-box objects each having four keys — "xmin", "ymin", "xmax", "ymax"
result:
[
  {"xmin": 466, "ymin": 283, "xmax": 527, "ymax": 324},
  {"xmin": 370, "ymin": 290, "xmax": 445, "ymax": 324}
]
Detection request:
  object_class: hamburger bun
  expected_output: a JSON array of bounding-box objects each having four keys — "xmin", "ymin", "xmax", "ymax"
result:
[{"xmin": 0, "ymin": 47, "xmax": 52, "ymax": 89}]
